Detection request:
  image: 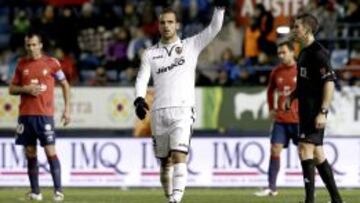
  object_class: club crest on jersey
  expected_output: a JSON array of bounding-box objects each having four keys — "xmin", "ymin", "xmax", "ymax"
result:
[
  {"xmin": 43, "ymin": 69, "xmax": 48, "ymax": 76},
  {"xmin": 175, "ymin": 46, "xmax": 182, "ymax": 55},
  {"xmin": 23, "ymin": 69, "xmax": 29, "ymax": 75}
]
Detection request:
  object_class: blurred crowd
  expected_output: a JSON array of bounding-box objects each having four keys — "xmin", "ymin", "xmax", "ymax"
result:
[{"xmin": 0, "ymin": 0, "xmax": 359, "ymax": 87}]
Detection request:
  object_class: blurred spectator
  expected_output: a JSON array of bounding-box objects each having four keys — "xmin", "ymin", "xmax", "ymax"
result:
[
  {"xmin": 122, "ymin": 2, "xmax": 140, "ymax": 29},
  {"xmin": 32, "ymin": 5, "xmax": 57, "ymax": 47},
  {"xmin": 119, "ymin": 67, "xmax": 137, "ymax": 86},
  {"xmin": 105, "ymin": 27, "xmax": 130, "ymax": 75},
  {"xmin": 6, "ymin": 47, "xmax": 23, "ymax": 83},
  {"xmin": 140, "ymin": 3, "xmax": 158, "ymax": 40},
  {"xmin": 56, "ymin": 7, "xmax": 79, "ymax": 54},
  {"xmin": 78, "ymin": 26, "xmax": 110, "ymax": 69},
  {"xmin": 78, "ymin": 2, "xmax": 98, "ymax": 30},
  {"xmin": 10, "ymin": 10, "xmax": 30, "ymax": 49},
  {"xmin": 214, "ymin": 69, "xmax": 232, "ymax": 86},
  {"xmin": 127, "ymin": 27, "xmax": 152, "ymax": 63},
  {"xmin": 341, "ymin": 0, "xmax": 360, "ymax": 37},
  {"xmin": 181, "ymin": 0, "xmax": 210, "ymax": 24},
  {"xmin": 54, "ymin": 48, "xmax": 78, "ymax": 85},
  {"xmin": 0, "ymin": 51, "xmax": 9, "ymax": 85},
  {"xmin": 218, "ymin": 47, "xmax": 240, "ymax": 82},
  {"xmin": 254, "ymin": 4, "xmax": 277, "ymax": 57},
  {"xmin": 89, "ymin": 66, "xmax": 108, "ymax": 86},
  {"xmin": 243, "ymin": 17, "xmax": 260, "ymax": 66}
]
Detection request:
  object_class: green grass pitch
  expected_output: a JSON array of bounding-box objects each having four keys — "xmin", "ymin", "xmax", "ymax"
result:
[{"xmin": 0, "ymin": 187, "xmax": 359, "ymax": 203}]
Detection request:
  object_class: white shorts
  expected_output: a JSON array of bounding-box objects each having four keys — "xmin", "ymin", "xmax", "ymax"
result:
[{"xmin": 151, "ymin": 107, "xmax": 195, "ymax": 158}]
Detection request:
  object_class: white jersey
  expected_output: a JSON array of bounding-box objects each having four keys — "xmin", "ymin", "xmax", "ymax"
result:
[{"xmin": 135, "ymin": 8, "xmax": 224, "ymax": 110}]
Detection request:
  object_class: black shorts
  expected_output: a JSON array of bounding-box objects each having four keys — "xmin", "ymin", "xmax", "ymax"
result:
[
  {"xmin": 15, "ymin": 116, "xmax": 56, "ymax": 147},
  {"xmin": 298, "ymin": 122, "xmax": 324, "ymax": 146}
]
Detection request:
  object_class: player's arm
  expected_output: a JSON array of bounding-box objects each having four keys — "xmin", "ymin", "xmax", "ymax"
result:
[
  {"xmin": 189, "ymin": 7, "xmax": 225, "ymax": 53},
  {"xmin": 315, "ymin": 51, "xmax": 336, "ymax": 129},
  {"xmin": 8, "ymin": 66, "xmax": 42, "ymax": 96},
  {"xmin": 134, "ymin": 51, "xmax": 151, "ymax": 120},
  {"xmin": 284, "ymin": 87, "xmax": 297, "ymax": 111},
  {"xmin": 9, "ymin": 84, "xmax": 42, "ymax": 96},
  {"xmin": 320, "ymin": 81, "xmax": 334, "ymax": 111},
  {"xmin": 55, "ymin": 69, "xmax": 71, "ymax": 126}
]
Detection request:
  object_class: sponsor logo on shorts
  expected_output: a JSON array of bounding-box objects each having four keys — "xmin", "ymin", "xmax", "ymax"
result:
[
  {"xmin": 46, "ymin": 135, "xmax": 54, "ymax": 142},
  {"xmin": 45, "ymin": 124, "xmax": 52, "ymax": 131},
  {"xmin": 16, "ymin": 124, "xmax": 24, "ymax": 134}
]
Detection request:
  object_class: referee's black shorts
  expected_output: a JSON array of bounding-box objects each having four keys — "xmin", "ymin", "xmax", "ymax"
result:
[{"xmin": 298, "ymin": 118, "xmax": 325, "ymax": 146}]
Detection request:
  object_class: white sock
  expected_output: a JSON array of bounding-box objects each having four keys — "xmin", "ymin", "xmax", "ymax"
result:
[
  {"xmin": 160, "ymin": 165, "xmax": 173, "ymax": 199},
  {"xmin": 172, "ymin": 163, "xmax": 187, "ymax": 202}
]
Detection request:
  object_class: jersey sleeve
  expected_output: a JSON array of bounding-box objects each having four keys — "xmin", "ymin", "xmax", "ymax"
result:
[
  {"xmin": 188, "ymin": 7, "xmax": 224, "ymax": 54},
  {"xmin": 267, "ymin": 69, "xmax": 276, "ymax": 111},
  {"xmin": 315, "ymin": 51, "xmax": 336, "ymax": 81},
  {"xmin": 49, "ymin": 57, "xmax": 66, "ymax": 81},
  {"xmin": 135, "ymin": 50, "xmax": 151, "ymax": 98}
]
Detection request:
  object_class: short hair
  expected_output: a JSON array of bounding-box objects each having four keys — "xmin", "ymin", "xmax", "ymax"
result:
[
  {"xmin": 277, "ymin": 38, "xmax": 295, "ymax": 51},
  {"xmin": 25, "ymin": 31, "xmax": 43, "ymax": 43},
  {"xmin": 294, "ymin": 13, "xmax": 319, "ymax": 34},
  {"xmin": 159, "ymin": 7, "xmax": 179, "ymax": 22}
]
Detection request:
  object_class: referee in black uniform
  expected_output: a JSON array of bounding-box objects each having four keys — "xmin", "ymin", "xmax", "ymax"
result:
[{"xmin": 287, "ymin": 13, "xmax": 343, "ymax": 203}]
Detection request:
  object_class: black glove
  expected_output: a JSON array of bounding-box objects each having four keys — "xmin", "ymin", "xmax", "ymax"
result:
[
  {"xmin": 134, "ymin": 97, "xmax": 149, "ymax": 120},
  {"xmin": 213, "ymin": 0, "xmax": 229, "ymax": 8}
]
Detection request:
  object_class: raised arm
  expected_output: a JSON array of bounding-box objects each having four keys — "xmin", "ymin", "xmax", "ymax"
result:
[
  {"xmin": 190, "ymin": 7, "xmax": 225, "ymax": 53},
  {"xmin": 9, "ymin": 64, "xmax": 43, "ymax": 96}
]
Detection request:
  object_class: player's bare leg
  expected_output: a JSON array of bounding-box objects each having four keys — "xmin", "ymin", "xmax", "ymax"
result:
[
  {"xmin": 25, "ymin": 145, "xmax": 42, "ymax": 201},
  {"xmin": 299, "ymin": 143, "xmax": 316, "ymax": 203},
  {"xmin": 44, "ymin": 144, "xmax": 63, "ymax": 201},
  {"xmin": 314, "ymin": 147, "xmax": 343, "ymax": 203},
  {"xmin": 160, "ymin": 156, "xmax": 174, "ymax": 201},
  {"xmin": 170, "ymin": 151, "xmax": 187, "ymax": 203},
  {"xmin": 255, "ymin": 143, "xmax": 282, "ymax": 196}
]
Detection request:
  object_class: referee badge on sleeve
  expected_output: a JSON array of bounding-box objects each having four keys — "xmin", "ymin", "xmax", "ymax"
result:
[{"xmin": 300, "ymin": 67, "xmax": 307, "ymax": 78}]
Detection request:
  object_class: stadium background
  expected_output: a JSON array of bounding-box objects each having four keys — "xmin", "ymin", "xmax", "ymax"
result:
[{"xmin": 0, "ymin": 0, "xmax": 360, "ymax": 202}]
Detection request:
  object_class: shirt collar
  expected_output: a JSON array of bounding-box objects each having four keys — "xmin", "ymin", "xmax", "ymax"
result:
[{"xmin": 158, "ymin": 37, "xmax": 181, "ymax": 48}]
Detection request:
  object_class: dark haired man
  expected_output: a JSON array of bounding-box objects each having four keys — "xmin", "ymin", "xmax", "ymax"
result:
[{"xmin": 288, "ymin": 13, "xmax": 343, "ymax": 203}]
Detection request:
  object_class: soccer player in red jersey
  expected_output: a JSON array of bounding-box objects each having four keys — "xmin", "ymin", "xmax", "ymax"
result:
[
  {"xmin": 9, "ymin": 32, "xmax": 70, "ymax": 201},
  {"xmin": 255, "ymin": 39, "xmax": 298, "ymax": 197}
]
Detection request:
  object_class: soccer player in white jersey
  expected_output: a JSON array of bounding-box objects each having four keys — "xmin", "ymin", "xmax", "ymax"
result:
[{"xmin": 134, "ymin": 6, "xmax": 225, "ymax": 203}]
